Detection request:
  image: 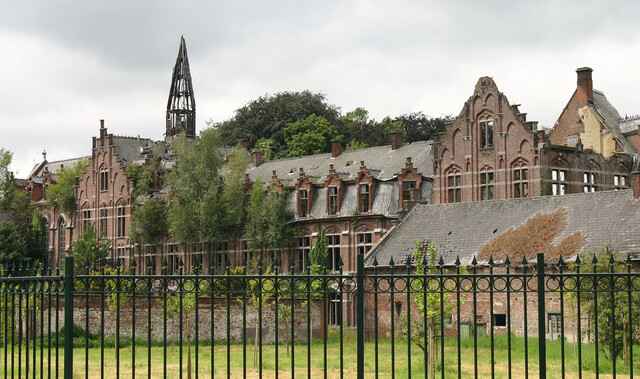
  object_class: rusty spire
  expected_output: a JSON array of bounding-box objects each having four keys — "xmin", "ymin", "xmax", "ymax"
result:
[{"xmin": 166, "ymin": 36, "xmax": 196, "ymax": 139}]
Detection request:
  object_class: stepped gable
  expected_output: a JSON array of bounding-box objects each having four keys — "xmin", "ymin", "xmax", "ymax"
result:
[
  {"xmin": 366, "ymin": 189, "xmax": 640, "ymax": 267},
  {"xmin": 245, "ymin": 141, "xmax": 433, "ymax": 184}
]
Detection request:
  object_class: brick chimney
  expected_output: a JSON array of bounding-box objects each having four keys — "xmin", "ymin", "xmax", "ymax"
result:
[
  {"xmin": 252, "ymin": 149, "xmax": 263, "ymax": 167},
  {"xmin": 331, "ymin": 139, "xmax": 341, "ymax": 157},
  {"xmin": 633, "ymin": 171, "xmax": 640, "ymax": 198},
  {"xmin": 576, "ymin": 67, "xmax": 594, "ymax": 103},
  {"xmin": 391, "ymin": 131, "xmax": 403, "ymax": 150},
  {"xmin": 237, "ymin": 139, "xmax": 248, "ymax": 150},
  {"xmin": 99, "ymin": 119, "xmax": 107, "ymax": 139}
]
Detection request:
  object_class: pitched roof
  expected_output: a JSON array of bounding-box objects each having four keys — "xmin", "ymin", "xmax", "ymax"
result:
[
  {"xmin": 246, "ymin": 141, "xmax": 433, "ymax": 184},
  {"xmin": 27, "ymin": 156, "xmax": 89, "ymax": 181},
  {"xmin": 592, "ymin": 90, "xmax": 639, "ymax": 155},
  {"xmin": 366, "ymin": 189, "xmax": 640, "ymax": 267}
]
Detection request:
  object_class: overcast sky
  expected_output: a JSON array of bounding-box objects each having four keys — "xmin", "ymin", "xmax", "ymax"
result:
[{"xmin": 2, "ymin": 1, "xmax": 640, "ymax": 177}]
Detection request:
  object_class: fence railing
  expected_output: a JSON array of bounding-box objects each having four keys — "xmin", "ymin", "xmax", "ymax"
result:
[{"xmin": 1, "ymin": 253, "xmax": 639, "ymax": 378}]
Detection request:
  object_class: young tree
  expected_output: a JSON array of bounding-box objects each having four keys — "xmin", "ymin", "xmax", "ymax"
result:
[
  {"xmin": 46, "ymin": 159, "xmax": 88, "ymax": 217},
  {"xmin": 0, "ymin": 148, "xmax": 14, "ymax": 211},
  {"xmin": 400, "ymin": 239, "xmax": 466, "ymax": 377},
  {"xmin": 71, "ymin": 222, "xmax": 110, "ymax": 274}
]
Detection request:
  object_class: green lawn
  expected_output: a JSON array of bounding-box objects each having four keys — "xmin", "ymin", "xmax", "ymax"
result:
[{"xmin": 1, "ymin": 334, "xmax": 639, "ymax": 378}]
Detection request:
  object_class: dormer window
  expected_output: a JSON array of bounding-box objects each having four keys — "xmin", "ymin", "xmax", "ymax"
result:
[
  {"xmin": 359, "ymin": 184, "xmax": 370, "ymax": 212},
  {"xmin": 328, "ymin": 187, "xmax": 338, "ymax": 214},
  {"xmin": 480, "ymin": 120, "xmax": 494, "ymax": 148},
  {"xmin": 402, "ymin": 181, "xmax": 417, "ymax": 202},
  {"xmin": 298, "ymin": 190, "xmax": 308, "ymax": 217}
]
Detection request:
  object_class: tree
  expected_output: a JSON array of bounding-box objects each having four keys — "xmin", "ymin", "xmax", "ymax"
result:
[
  {"xmin": 46, "ymin": 159, "xmax": 88, "ymax": 217},
  {"xmin": 339, "ymin": 107, "xmax": 389, "ymax": 148},
  {"xmin": 167, "ymin": 130, "xmax": 247, "ymax": 256},
  {"xmin": 214, "ymin": 91, "xmax": 341, "ymax": 157},
  {"xmin": 0, "ymin": 148, "xmax": 14, "ymax": 211},
  {"xmin": 400, "ymin": 239, "xmax": 467, "ymax": 378},
  {"xmin": 393, "ymin": 112, "xmax": 452, "ymax": 144},
  {"xmin": 284, "ymin": 114, "xmax": 340, "ymax": 157},
  {"xmin": 254, "ymin": 138, "xmax": 276, "ymax": 161},
  {"xmin": 71, "ymin": 222, "xmax": 110, "ymax": 274},
  {"xmin": 0, "ymin": 221, "xmax": 27, "ymax": 263}
]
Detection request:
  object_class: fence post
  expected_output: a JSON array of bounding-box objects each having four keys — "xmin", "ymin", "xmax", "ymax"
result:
[
  {"xmin": 356, "ymin": 254, "xmax": 364, "ymax": 379},
  {"xmin": 64, "ymin": 256, "xmax": 74, "ymax": 379},
  {"xmin": 537, "ymin": 253, "xmax": 546, "ymax": 378}
]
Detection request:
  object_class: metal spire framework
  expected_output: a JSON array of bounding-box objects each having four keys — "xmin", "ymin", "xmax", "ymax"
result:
[{"xmin": 166, "ymin": 36, "xmax": 196, "ymax": 139}]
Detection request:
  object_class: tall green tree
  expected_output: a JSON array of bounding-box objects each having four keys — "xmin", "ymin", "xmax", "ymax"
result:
[
  {"xmin": 167, "ymin": 130, "xmax": 247, "ymax": 255},
  {"xmin": 214, "ymin": 91, "xmax": 341, "ymax": 157},
  {"xmin": 46, "ymin": 159, "xmax": 88, "ymax": 216},
  {"xmin": 71, "ymin": 222, "xmax": 110, "ymax": 274},
  {"xmin": 284, "ymin": 114, "xmax": 340, "ymax": 157},
  {"xmin": 0, "ymin": 148, "xmax": 14, "ymax": 212},
  {"xmin": 393, "ymin": 112, "xmax": 452, "ymax": 143}
]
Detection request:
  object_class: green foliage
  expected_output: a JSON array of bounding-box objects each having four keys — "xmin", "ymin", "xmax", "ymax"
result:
[
  {"xmin": 0, "ymin": 148, "xmax": 14, "ymax": 212},
  {"xmin": 0, "ymin": 221, "xmax": 27, "ymax": 263},
  {"xmin": 245, "ymin": 178, "xmax": 295, "ymax": 254},
  {"xmin": 71, "ymin": 222, "xmax": 110, "ymax": 274},
  {"xmin": 218, "ymin": 146, "xmax": 248, "ymax": 240},
  {"xmin": 254, "ymin": 138, "xmax": 276, "ymax": 161},
  {"xmin": 392, "ymin": 112, "xmax": 452, "ymax": 143},
  {"xmin": 344, "ymin": 140, "xmax": 369, "ymax": 151},
  {"xmin": 214, "ymin": 91, "xmax": 341, "ymax": 157},
  {"xmin": 381, "ymin": 116, "xmax": 403, "ymax": 133},
  {"xmin": 130, "ymin": 198, "xmax": 168, "ymax": 245},
  {"xmin": 284, "ymin": 114, "xmax": 340, "ymax": 157},
  {"xmin": 309, "ymin": 227, "xmax": 328, "ymax": 269},
  {"xmin": 46, "ymin": 159, "xmax": 87, "ymax": 216}
]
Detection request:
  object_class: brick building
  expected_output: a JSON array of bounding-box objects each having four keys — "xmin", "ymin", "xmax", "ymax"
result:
[{"xmin": 433, "ymin": 73, "xmax": 635, "ymax": 204}]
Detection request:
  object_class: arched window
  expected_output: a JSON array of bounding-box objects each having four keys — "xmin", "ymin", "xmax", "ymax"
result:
[
  {"xmin": 480, "ymin": 167, "xmax": 494, "ymax": 201},
  {"xmin": 82, "ymin": 204, "xmax": 91, "ymax": 232},
  {"xmin": 446, "ymin": 168, "xmax": 462, "ymax": 203},
  {"xmin": 513, "ymin": 162, "xmax": 529, "ymax": 198},
  {"xmin": 58, "ymin": 218, "xmax": 66, "ymax": 257},
  {"xmin": 100, "ymin": 166, "xmax": 109, "ymax": 192}
]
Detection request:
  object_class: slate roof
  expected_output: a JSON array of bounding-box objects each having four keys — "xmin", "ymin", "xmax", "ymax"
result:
[
  {"xmin": 27, "ymin": 156, "xmax": 90, "ymax": 181},
  {"xmin": 366, "ymin": 189, "xmax": 640, "ymax": 267},
  {"xmin": 246, "ymin": 141, "xmax": 433, "ymax": 184},
  {"xmin": 592, "ymin": 90, "xmax": 639, "ymax": 155}
]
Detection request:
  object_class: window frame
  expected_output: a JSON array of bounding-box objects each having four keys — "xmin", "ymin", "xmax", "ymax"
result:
[
  {"xmin": 298, "ymin": 190, "xmax": 308, "ymax": 217},
  {"xmin": 551, "ymin": 168, "xmax": 568, "ymax": 196},
  {"xmin": 327, "ymin": 234, "xmax": 341, "ymax": 271},
  {"xmin": 447, "ymin": 172, "xmax": 461, "ymax": 203},
  {"xmin": 328, "ymin": 186, "xmax": 338, "ymax": 214},
  {"xmin": 513, "ymin": 167, "xmax": 529, "ymax": 198},
  {"xmin": 359, "ymin": 183, "xmax": 370, "ymax": 212},
  {"xmin": 480, "ymin": 120, "xmax": 494, "ymax": 148},
  {"xmin": 99, "ymin": 206, "xmax": 108, "ymax": 235},
  {"xmin": 614, "ymin": 174, "xmax": 628, "ymax": 190},
  {"xmin": 480, "ymin": 170, "xmax": 494, "ymax": 201},
  {"xmin": 100, "ymin": 170, "xmax": 109, "ymax": 192},
  {"xmin": 357, "ymin": 231, "xmax": 373, "ymax": 255},
  {"xmin": 296, "ymin": 236, "xmax": 311, "ymax": 272},
  {"xmin": 116, "ymin": 203, "xmax": 126, "ymax": 238},
  {"xmin": 402, "ymin": 180, "xmax": 417, "ymax": 203},
  {"xmin": 583, "ymin": 171, "xmax": 597, "ymax": 193},
  {"xmin": 57, "ymin": 218, "xmax": 66, "ymax": 256}
]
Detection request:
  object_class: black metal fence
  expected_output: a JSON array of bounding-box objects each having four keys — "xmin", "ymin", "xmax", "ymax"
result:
[{"xmin": 1, "ymin": 253, "xmax": 640, "ymax": 378}]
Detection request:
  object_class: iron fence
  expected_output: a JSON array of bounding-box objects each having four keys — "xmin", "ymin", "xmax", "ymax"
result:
[{"xmin": 0, "ymin": 253, "xmax": 639, "ymax": 378}]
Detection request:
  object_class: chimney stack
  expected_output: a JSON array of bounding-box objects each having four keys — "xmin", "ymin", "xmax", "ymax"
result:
[
  {"xmin": 252, "ymin": 149, "xmax": 263, "ymax": 167},
  {"xmin": 331, "ymin": 139, "xmax": 341, "ymax": 157},
  {"xmin": 576, "ymin": 67, "xmax": 594, "ymax": 103},
  {"xmin": 391, "ymin": 131, "xmax": 403, "ymax": 150},
  {"xmin": 237, "ymin": 139, "xmax": 248, "ymax": 150}
]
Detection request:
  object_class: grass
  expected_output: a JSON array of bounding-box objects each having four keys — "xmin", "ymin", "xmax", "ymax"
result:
[{"xmin": 1, "ymin": 333, "xmax": 640, "ymax": 378}]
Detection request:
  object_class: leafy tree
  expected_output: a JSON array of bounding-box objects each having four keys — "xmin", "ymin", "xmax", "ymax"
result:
[
  {"xmin": 245, "ymin": 178, "xmax": 295, "ymax": 258},
  {"xmin": 344, "ymin": 140, "xmax": 369, "ymax": 151},
  {"xmin": 339, "ymin": 108, "xmax": 388, "ymax": 148},
  {"xmin": 284, "ymin": 114, "xmax": 340, "ymax": 157},
  {"xmin": 71, "ymin": 222, "xmax": 110, "ymax": 274},
  {"xmin": 167, "ymin": 130, "xmax": 247, "ymax": 256},
  {"xmin": 309, "ymin": 227, "xmax": 328, "ymax": 269},
  {"xmin": 254, "ymin": 138, "xmax": 276, "ymax": 161},
  {"xmin": 214, "ymin": 91, "xmax": 341, "ymax": 156},
  {"xmin": 393, "ymin": 112, "xmax": 452, "ymax": 143},
  {"xmin": 0, "ymin": 148, "xmax": 14, "ymax": 211},
  {"xmin": 0, "ymin": 221, "xmax": 27, "ymax": 263},
  {"xmin": 381, "ymin": 116, "xmax": 403, "ymax": 133},
  {"xmin": 46, "ymin": 159, "xmax": 88, "ymax": 216},
  {"xmin": 400, "ymin": 239, "xmax": 467, "ymax": 378}
]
